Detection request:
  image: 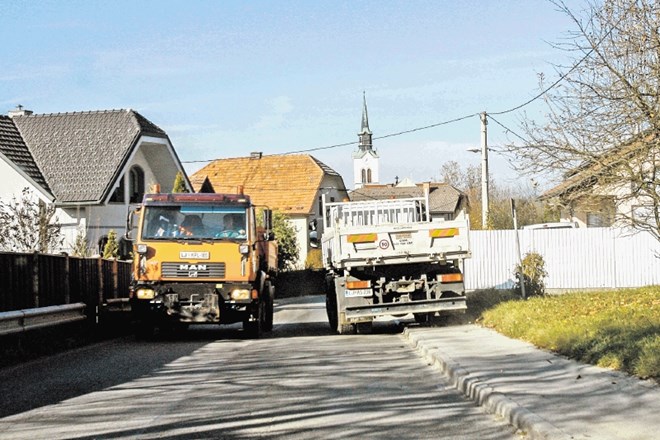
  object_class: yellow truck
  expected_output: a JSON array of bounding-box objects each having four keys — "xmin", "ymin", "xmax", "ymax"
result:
[{"xmin": 127, "ymin": 192, "xmax": 277, "ymax": 338}]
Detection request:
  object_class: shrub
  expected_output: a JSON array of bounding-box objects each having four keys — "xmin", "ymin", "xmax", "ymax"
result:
[
  {"xmin": 514, "ymin": 251, "xmax": 548, "ymax": 297},
  {"xmin": 102, "ymin": 230, "xmax": 119, "ymax": 259},
  {"xmin": 304, "ymin": 248, "xmax": 324, "ymax": 270}
]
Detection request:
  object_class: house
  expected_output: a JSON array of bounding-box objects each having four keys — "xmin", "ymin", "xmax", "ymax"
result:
[
  {"xmin": 189, "ymin": 152, "xmax": 348, "ymax": 268},
  {"xmin": 0, "ymin": 106, "xmax": 191, "ymax": 254},
  {"xmin": 349, "ymin": 178, "xmax": 470, "ymax": 222},
  {"xmin": 540, "ymin": 134, "xmax": 659, "ymax": 229}
]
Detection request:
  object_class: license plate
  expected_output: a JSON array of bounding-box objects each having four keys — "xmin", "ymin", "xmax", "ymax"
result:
[
  {"xmin": 394, "ymin": 232, "xmax": 414, "ymax": 246},
  {"xmin": 345, "ymin": 288, "xmax": 372, "ymax": 297},
  {"xmin": 180, "ymin": 251, "xmax": 209, "ymax": 260}
]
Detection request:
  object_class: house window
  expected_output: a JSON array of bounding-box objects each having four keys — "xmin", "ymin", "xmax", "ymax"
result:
[
  {"xmin": 367, "ymin": 168, "xmax": 372, "ymax": 183},
  {"xmin": 586, "ymin": 212, "xmax": 607, "ymax": 227},
  {"xmin": 109, "ymin": 176, "xmax": 125, "ymax": 203},
  {"xmin": 361, "ymin": 169, "xmax": 367, "ymax": 183},
  {"xmin": 129, "ymin": 166, "xmax": 145, "ymax": 203}
]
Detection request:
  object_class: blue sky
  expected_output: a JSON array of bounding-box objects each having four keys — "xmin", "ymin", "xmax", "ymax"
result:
[{"xmin": 1, "ymin": 0, "xmax": 578, "ymax": 190}]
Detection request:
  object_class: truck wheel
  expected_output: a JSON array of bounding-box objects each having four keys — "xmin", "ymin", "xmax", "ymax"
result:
[
  {"xmin": 244, "ymin": 301, "xmax": 264, "ymax": 338},
  {"xmin": 325, "ymin": 285, "xmax": 339, "ymax": 332},
  {"xmin": 264, "ymin": 287, "xmax": 274, "ymax": 332}
]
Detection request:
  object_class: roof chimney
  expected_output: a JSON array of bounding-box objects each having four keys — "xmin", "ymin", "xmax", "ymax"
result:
[
  {"xmin": 8, "ymin": 105, "xmax": 33, "ymax": 118},
  {"xmin": 250, "ymin": 152, "xmax": 263, "ymax": 160}
]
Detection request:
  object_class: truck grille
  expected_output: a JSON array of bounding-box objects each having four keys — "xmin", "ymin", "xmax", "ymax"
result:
[{"xmin": 162, "ymin": 262, "xmax": 226, "ymax": 279}]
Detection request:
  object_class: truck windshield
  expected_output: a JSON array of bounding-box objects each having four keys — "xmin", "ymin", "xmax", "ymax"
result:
[{"xmin": 141, "ymin": 205, "xmax": 247, "ymax": 240}]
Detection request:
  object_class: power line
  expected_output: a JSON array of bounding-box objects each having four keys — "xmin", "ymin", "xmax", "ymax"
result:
[
  {"xmin": 182, "ymin": 112, "xmax": 480, "ymax": 163},
  {"xmin": 486, "ymin": 114, "xmax": 530, "ymax": 145},
  {"xmin": 183, "ymin": 3, "xmax": 632, "ymax": 165}
]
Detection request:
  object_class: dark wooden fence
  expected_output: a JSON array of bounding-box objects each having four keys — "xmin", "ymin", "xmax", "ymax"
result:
[{"xmin": 0, "ymin": 252, "xmax": 132, "ymax": 313}]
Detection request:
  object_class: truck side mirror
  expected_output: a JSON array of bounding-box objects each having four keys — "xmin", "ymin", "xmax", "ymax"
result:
[
  {"xmin": 125, "ymin": 208, "xmax": 140, "ymax": 240},
  {"xmin": 309, "ymin": 219, "xmax": 319, "ymax": 248},
  {"xmin": 263, "ymin": 209, "xmax": 273, "ymax": 231}
]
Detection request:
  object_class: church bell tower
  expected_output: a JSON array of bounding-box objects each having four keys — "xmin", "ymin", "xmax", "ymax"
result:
[{"xmin": 352, "ymin": 92, "xmax": 379, "ymax": 189}]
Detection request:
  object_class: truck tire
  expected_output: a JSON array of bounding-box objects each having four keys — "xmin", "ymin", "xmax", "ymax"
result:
[
  {"xmin": 244, "ymin": 301, "xmax": 264, "ymax": 338},
  {"xmin": 325, "ymin": 281, "xmax": 339, "ymax": 332},
  {"xmin": 264, "ymin": 282, "xmax": 274, "ymax": 332}
]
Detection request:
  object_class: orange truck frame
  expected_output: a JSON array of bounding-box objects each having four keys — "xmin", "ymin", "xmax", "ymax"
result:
[{"xmin": 127, "ymin": 192, "xmax": 277, "ymax": 338}]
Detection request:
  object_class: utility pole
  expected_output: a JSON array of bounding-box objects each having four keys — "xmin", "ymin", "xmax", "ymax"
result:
[
  {"xmin": 480, "ymin": 112, "xmax": 489, "ymax": 229},
  {"xmin": 511, "ymin": 199, "xmax": 526, "ymax": 299}
]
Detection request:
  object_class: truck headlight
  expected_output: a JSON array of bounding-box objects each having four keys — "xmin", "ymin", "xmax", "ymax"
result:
[
  {"xmin": 230, "ymin": 289, "xmax": 251, "ymax": 300},
  {"xmin": 239, "ymin": 244, "xmax": 250, "ymax": 255},
  {"xmin": 137, "ymin": 244, "xmax": 148, "ymax": 254},
  {"xmin": 136, "ymin": 288, "xmax": 156, "ymax": 299}
]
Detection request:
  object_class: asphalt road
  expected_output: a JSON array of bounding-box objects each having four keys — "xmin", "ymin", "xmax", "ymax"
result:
[{"xmin": 0, "ymin": 296, "xmax": 519, "ymax": 439}]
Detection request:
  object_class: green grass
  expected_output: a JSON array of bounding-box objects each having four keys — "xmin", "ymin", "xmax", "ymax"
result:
[{"xmin": 479, "ymin": 286, "xmax": 660, "ymax": 381}]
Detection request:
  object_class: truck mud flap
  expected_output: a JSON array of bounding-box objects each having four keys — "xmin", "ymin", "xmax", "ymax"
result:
[{"xmin": 344, "ymin": 297, "xmax": 466, "ymax": 320}]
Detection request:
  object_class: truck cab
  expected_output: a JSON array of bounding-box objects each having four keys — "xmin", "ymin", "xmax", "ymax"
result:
[{"xmin": 128, "ymin": 193, "xmax": 277, "ymax": 338}]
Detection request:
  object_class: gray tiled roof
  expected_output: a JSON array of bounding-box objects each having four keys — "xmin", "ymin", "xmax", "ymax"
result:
[
  {"xmin": 0, "ymin": 115, "xmax": 51, "ymax": 194},
  {"xmin": 12, "ymin": 109, "xmax": 166, "ymax": 203},
  {"xmin": 350, "ymin": 183, "xmax": 463, "ymax": 214}
]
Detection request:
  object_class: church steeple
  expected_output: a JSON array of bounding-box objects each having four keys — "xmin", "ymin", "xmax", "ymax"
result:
[
  {"xmin": 358, "ymin": 91, "xmax": 373, "ymax": 151},
  {"xmin": 353, "ymin": 92, "xmax": 379, "ymax": 189}
]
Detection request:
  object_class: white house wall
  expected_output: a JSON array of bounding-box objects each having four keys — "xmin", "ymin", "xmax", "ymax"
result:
[
  {"xmin": 290, "ymin": 216, "xmax": 307, "ymax": 270},
  {"xmin": 58, "ymin": 136, "xmax": 186, "ymax": 255},
  {"xmin": 0, "ymin": 157, "xmax": 51, "ymax": 203}
]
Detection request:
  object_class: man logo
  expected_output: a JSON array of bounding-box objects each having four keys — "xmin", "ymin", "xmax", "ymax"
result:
[{"xmin": 179, "ymin": 264, "xmax": 207, "ymax": 271}]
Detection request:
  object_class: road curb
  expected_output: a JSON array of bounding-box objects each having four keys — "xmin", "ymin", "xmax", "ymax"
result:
[{"xmin": 403, "ymin": 328, "xmax": 573, "ymax": 440}]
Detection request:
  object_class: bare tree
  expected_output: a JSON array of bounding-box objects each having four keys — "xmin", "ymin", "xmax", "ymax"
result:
[
  {"xmin": 507, "ymin": 0, "xmax": 660, "ymax": 242},
  {"xmin": 0, "ymin": 188, "xmax": 63, "ymax": 253},
  {"xmin": 439, "ymin": 161, "xmax": 556, "ymax": 229}
]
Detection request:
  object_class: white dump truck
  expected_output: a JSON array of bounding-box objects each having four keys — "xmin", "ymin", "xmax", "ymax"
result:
[{"xmin": 320, "ymin": 194, "xmax": 470, "ymax": 334}]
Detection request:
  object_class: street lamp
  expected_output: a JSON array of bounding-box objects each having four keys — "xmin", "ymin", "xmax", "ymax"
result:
[{"xmin": 467, "ymin": 112, "xmax": 489, "ymax": 228}]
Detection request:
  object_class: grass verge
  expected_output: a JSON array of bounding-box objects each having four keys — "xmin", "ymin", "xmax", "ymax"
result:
[{"xmin": 479, "ymin": 286, "xmax": 660, "ymax": 381}]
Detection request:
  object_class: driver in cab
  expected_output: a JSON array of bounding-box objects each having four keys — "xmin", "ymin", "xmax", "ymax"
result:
[{"xmin": 217, "ymin": 214, "xmax": 246, "ymax": 238}]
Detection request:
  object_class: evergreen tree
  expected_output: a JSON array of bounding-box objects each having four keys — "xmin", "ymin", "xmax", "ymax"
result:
[
  {"xmin": 172, "ymin": 171, "xmax": 189, "ymax": 193},
  {"xmin": 102, "ymin": 229, "xmax": 119, "ymax": 259}
]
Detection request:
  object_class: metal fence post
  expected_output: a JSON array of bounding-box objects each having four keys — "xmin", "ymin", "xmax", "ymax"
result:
[
  {"xmin": 63, "ymin": 254, "xmax": 71, "ymax": 304},
  {"xmin": 32, "ymin": 252, "xmax": 39, "ymax": 308},
  {"xmin": 97, "ymin": 257, "xmax": 104, "ymax": 325}
]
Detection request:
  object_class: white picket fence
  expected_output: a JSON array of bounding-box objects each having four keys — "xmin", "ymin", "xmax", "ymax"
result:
[{"xmin": 464, "ymin": 227, "xmax": 660, "ymax": 290}]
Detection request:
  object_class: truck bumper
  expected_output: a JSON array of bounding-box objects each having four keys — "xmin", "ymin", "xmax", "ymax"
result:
[{"xmin": 343, "ymin": 296, "xmax": 466, "ymax": 321}]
